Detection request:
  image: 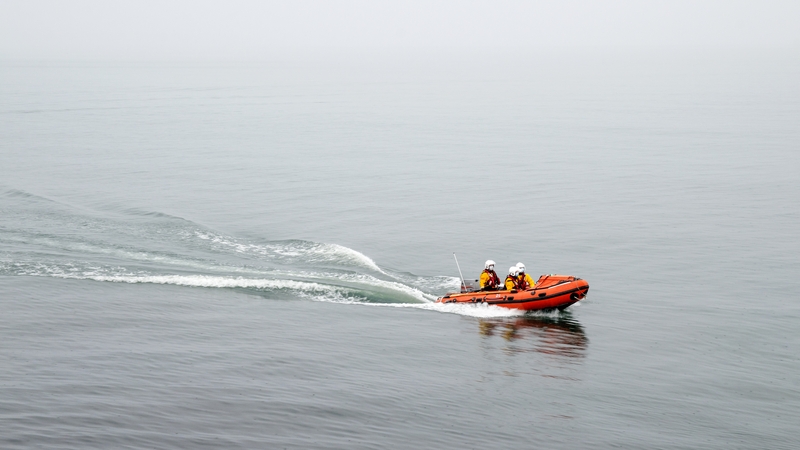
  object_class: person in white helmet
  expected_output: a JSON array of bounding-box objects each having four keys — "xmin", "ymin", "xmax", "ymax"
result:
[
  {"xmin": 504, "ymin": 266, "xmax": 520, "ymax": 290},
  {"xmin": 516, "ymin": 262, "xmax": 535, "ymax": 290},
  {"xmin": 479, "ymin": 260, "xmax": 501, "ymax": 290}
]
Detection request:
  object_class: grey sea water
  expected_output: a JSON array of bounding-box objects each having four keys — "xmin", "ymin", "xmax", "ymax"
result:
[{"xmin": 1, "ymin": 52, "xmax": 799, "ymax": 449}]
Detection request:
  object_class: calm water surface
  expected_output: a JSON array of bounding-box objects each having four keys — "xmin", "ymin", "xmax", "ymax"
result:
[{"xmin": 1, "ymin": 52, "xmax": 799, "ymax": 449}]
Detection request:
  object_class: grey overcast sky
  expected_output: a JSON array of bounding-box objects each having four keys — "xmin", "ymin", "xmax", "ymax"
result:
[{"xmin": 1, "ymin": 0, "xmax": 799, "ymax": 60}]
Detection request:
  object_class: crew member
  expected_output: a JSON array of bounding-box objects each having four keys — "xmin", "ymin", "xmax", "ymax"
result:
[
  {"xmin": 479, "ymin": 260, "xmax": 501, "ymax": 290},
  {"xmin": 505, "ymin": 266, "xmax": 520, "ymax": 290},
  {"xmin": 516, "ymin": 262, "xmax": 535, "ymax": 290}
]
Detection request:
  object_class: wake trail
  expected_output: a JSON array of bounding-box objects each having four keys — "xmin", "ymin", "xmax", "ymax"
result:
[{"xmin": 2, "ymin": 189, "xmax": 482, "ymax": 310}]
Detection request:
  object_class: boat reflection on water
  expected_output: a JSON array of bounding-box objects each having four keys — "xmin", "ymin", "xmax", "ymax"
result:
[{"xmin": 478, "ymin": 312, "xmax": 588, "ymax": 358}]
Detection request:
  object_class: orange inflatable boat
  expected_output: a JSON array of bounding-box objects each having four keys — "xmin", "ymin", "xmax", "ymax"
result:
[{"xmin": 436, "ymin": 274, "xmax": 589, "ymax": 311}]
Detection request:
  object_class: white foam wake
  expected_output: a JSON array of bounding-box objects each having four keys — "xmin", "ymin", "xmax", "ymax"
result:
[
  {"xmin": 193, "ymin": 231, "xmax": 385, "ymax": 273},
  {"xmin": 50, "ymin": 273, "xmax": 339, "ymax": 291},
  {"xmin": 310, "ymin": 297, "xmax": 527, "ymax": 318},
  {"xmin": 21, "ymin": 267, "xmax": 428, "ymax": 303}
]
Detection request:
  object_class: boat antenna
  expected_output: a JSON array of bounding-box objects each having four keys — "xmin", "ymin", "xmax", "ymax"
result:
[{"xmin": 453, "ymin": 253, "xmax": 467, "ymax": 292}]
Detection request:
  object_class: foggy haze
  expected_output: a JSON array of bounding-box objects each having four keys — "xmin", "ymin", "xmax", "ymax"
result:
[{"xmin": 1, "ymin": 0, "xmax": 799, "ymax": 61}]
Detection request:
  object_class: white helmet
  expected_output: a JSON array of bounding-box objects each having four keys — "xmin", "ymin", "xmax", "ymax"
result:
[
  {"xmin": 509, "ymin": 266, "xmax": 519, "ymax": 276},
  {"xmin": 485, "ymin": 260, "xmax": 495, "ymax": 270},
  {"xmin": 516, "ymin": 262, "xmax": 526, "ymax": 273}
]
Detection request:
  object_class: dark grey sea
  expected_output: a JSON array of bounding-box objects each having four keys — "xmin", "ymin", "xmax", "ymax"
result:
[{"xmin": 1, "ymin": 51, "xmax": 798, "ymax": 449}]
